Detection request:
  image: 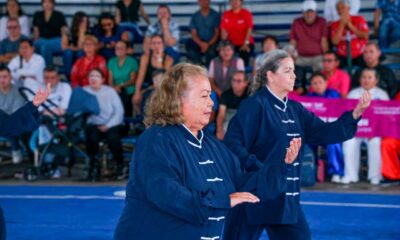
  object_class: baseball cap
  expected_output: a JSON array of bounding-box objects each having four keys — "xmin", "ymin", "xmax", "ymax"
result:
[{"xmin": 302, "ymin": 0, "xmax": 317, "ymax": 12}]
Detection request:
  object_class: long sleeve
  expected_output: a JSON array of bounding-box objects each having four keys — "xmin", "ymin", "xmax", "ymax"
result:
[
  {"xmin": 19, "ymin": 16, "xmax": 31, "ymax": 38},
  {"xmin": 299, "ymin": 102, "xmax": 359, "ymax": 145},
  {"xmin": 0, "ymin": 102, "xmax": 39, "ymax": 137},
  {"xmin": 134, "ymin": 130, "xmax": 230, "ymax": 226},
  {"xmin": 224, "ymin": 98, "xmax": 264, "ymax": 172},
  {"xmin": 105, "ymin": 89, "xmax": 124, "ymax": 128}
]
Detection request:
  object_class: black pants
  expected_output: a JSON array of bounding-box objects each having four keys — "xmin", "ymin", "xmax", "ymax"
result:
[
  {"xmin": 0, "ymin": 205, "xmax": 5, "ymax": 240},
  {"xmin": 119, "ymin": 89, "xmax": 133, "ymax": 118},
  {"xmin": 85, "ymin": 125, "xmax": 124, "ymax": 169},
  {"xmin": 223, "ymin": 205, "xmax": 311, "ymax": 240},
  {"xmin": 185, "ymin": 38, "xmax": 217, "ymax": 67},
  {"xmin": 234, "ymin": 44, "xmax": 255, "ymax": 67}
]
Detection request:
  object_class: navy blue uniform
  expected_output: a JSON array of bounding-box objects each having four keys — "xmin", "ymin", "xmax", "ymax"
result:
[
  {"xmin": 223, "ymin": 86, "xmax": 359, "ymax": 240},
  {"xmin": 0, "ymin": 102, "xmax": 40, "ymax": 240},
  {"xmin": 114, "ymin": 124, "xmax": 273, "ymax": 240}
]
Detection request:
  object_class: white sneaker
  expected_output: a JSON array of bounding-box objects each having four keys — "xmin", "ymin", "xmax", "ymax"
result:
[
  {"xmin": 340, "ymin": 176, "xmax": 358, "ymax": 184},
  {"xmin": 51, "ymin": 168, "xmax": 61, "ymax": 179},
  {"xmin": 370, "ymin": 179, "xmax": 380, "ymax": 185},
  {"xmin": 331, "ymin": 175, "xmax": 341, "ymax": 183},
  {"xmin": 12, "ymin": 151, "xmax": 22, "ymax": 164}
]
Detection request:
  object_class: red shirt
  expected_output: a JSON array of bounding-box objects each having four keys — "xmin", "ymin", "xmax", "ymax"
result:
[
  {"xmin": 290, "ymin": 16, "xmax": 328, "ymax": 57},
  {"xmin": 330, "ymin": 15, "xmax": 369, "ymax": 59},
  {"xmin": 323, "ymin": 69, "xmax": 351, "ymax": 97},
  {"xmin": 220, "ymin": 8, "xmax": 254, "ymax": 46},
  {"xmin": 70, "ymin": 55, "xmax": 108, "ymax": 88}
]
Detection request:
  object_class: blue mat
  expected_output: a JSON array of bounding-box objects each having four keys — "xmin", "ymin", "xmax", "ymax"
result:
[{"xmin": 0, "ymin": 186, "xmax": 399, "ymax": 240}]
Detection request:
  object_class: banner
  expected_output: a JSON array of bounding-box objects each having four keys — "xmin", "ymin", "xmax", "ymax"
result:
[{"xmin": 290, "ymin": 96, "xmax": 400, "ymax": 138}]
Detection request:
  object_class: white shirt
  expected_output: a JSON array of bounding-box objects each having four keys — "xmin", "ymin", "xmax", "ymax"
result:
[
  {"xmin": 39, "ymin": 82, "xmax": 72, "ymax": 112},
  {"xmin": 8, "ymin": 53, "xmax": 45, "ymax": 97},
  {"xmin": 347, "ymin": 87, "xmax": 389, "ymax": 101},
  {"xmin": 324, "ymin": 0, "xmax": 361, "ymax": 22},
  {"xmin": 208, "ymin": 58, "xmax": 245, "ymax": 79},
  {"xmin": 0, "ymin": 16, "xmax": 31, "ymax": 41}
]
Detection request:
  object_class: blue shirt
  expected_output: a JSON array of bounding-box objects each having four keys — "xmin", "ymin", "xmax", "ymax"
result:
[
  {"xmin": 114, "ymin": 124, "xmax": 268, "ymax": 239},
  {"xmin": 189, "ymin": 9, "xmax": 220, "ymax": 42},
  {"xmin": 224, "ymin": 86, "xmax": 359, "ymax": 224},
  {"xmin": 307, "ymin": 88, "xmax": 340, "ymax": 99},
  {"xmin": 145, "ymin": 20, "xmax": 180, "ymax": 51},
  {"xmin": 376, "ymin": 0, "xmax": 400, "ymax": 22}
]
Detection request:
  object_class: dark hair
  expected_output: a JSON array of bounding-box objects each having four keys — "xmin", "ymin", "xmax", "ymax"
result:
[
  {"xmin": 88, "ymin": 68, "xmax": 105, "ymax": 78},
  {"xmin": 233, "ymin": 70, "xmax": 248, "ymax": 81},
  {"xmin": 365, "ymin": 41, "xmax": 380, "ymax": 51},
  {"xmin": 310, "ymin": 72, "xmax": 327, "ymax": 82},
  {"xmin": 0, "ymin": 66, "xmax": 11, "ymax": 74},
  {"xmin": 98, "ymin": 12, "xmax": 117, "ymax": 36},
  {"xmin": 41, "ymin": 0, "xmax": 55, "ymax": 5},
  {"xmin": 71, "ymin": 11, "xmax": 88, "ymax": 40},
  {"xmin": 152, "ymin": 68, "xmax": 166, "ymax": 80},
  {"xmin": 251, "ymin": 49, "xmax": 289, "ymax": 94},
  {"xmin": 19, "ymin": 38, "xmax": 34, "ymax": 46},
  {"xmin": 262, "ymin": 34, "xmax": 279, "ymax": 48},
  {"xmin": 217, "ymin": 40, "xmax": 235, "ymax": 51},
  {"xmin": 44, "ymin": 65, "xmax": 58, "ymax": 73},
  {"xmin": 6, "ymin": 0, "xmax": 24, "ymax": 17},
  {"xmin": 158, "ymin": 4, "xmax": 171, "ymax": 14},
  {"xmin": 116, "ymin": 40, "xmax": 129, "ymax": 48},
  {"xmin": 324, "ymin": 51, "xmax": 339, "ymax": 61},
  {"xmin": 361, "ymin": 67, "xmax": 380, "ymax": 82}
]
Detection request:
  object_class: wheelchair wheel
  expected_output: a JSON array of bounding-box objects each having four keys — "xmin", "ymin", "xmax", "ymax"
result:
[{"xmin": 24, "ymin": 167, "xmax": 39, "ymax": 182}]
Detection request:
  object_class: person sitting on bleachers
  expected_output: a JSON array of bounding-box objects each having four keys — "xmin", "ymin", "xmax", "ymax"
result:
[
  {"xmin": 352, "ymin": 42, "xmax": 398, "ymax": 99},
  {"xmin": 140, "ymin": 69, "xmax": 165, "ymax": 116},
  {"xmin": 0, "ymin": 66, "xmax": 29, "ymax": 164},
  {"xmin": 0, "ymin": 18, "xmax": 27, "ymax": 65},
  {"xmin": 252, "ymin": 35, "xmax": 279, "ymax": 77},
  {"xmin": 374, "ymin": 0, "xmax": 400, "ymax": 49},
  {"xmin": 143, "ymin": 4, "xmax": 180, "ymax": 63},
  {"xmin": 84, "ymin": 68, "xmax": 125, "ymax": 181},
  {"xmin": 185, "ymin": 0, "xmax": 220, "ymax": 66},
  {"xmin": 331, "ymin": 0, "xmax": 369, "ymax": 69},
  {"xmin": 290, "ymin": 0, "xmax": 328, "ymax": 73},
  {"xmin": 381, "ymin": 92, "xmax": 400, "ymax": 181},
  {"xmin": 307, "ymin": 72, "xmax": 344, "ymax": 183},
  {"xmin": 115, "ymin": 0, "xmax": 150, "ymax": 44},
  {"xmin": 133, "ymin": 35, "xmax": 173, "ymax": 112},
  {"xmin": 70, "ymin": 35, "xmax": 108, "ymax": 88},
  {"xmin": 62, "ymin": 11, "xmax": 90, "ymax": 78},
  {"xmin": 323, "ymin": 0, "xmax": 360, "ymax": 24},
  {"xmin": 216, "ymin": 70, "xmax": 248, "ymax": 140},
  {"xmin": 208, "ymin": 40, "xmax": 245, "ymax": 97},
  {"xmin": 342, "ymin": 68, "xmax": 390, "ymax": 185},
  {"xmin": 221, "ymin": 0, "xmax": 254, "ymax": 66},
  {"xmin": 8, "ymin": 39, "xmax": 45, "ymax": 94},
  {"xmin": 32, "ymin": 0, "xmax": 67, "ymax": 66},
  {"xmin": 0, "ymin": 0, "xmax": 30, "ymax": 41},
  {"xmin": 108, "ymin": 40, "xmax": 138, "ymax": 117},
  {"xmin": 94, "ymin": 12, "xmax": 127, "ymax": 60},
  {"xmin": 321, "ymin": 51, "xmax": 350, "ymax": 98}
]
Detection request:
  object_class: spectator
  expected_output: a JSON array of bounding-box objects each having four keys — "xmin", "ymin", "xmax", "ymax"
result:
[
  {"xmin": 290, "ymin": 0, "xmax": 329, "ymax": 72},
  {"xmin": 381, "ymin": 92, "xmax": 400, "ymax": 181},
  {"xmin": 114, "ymin": 0, "xmax": 150, "ymax": 43},
  {"xmin": 324, "ymin": 0, "xmax": 360, "ymax": 24},
  {"xmin": 0, "ymin": 0, "xmax": 30, "ymax": 41},
  {"xmin": 342, "ymin": 68, "xmax": 390, "ymax": 185},
  {"xmin": 282, "ymin": 44, "xmax": 309, "ymax": 95},
  {"xmin": 62, "ymin": 11, "xmax": 89, "ymax": 78},
  {"xmin": 0, "ymin": 18, "xmax": 27, "ymax": 65},
  {"xmin": 8, "ymin": 39, "xmax": 45, "ymax": 93},
  {"xmin": 33, "ymin": 0, "xmax": 68, "ymax": 66},
  {"xmin": 133, "ymin": 35, "xmax": 173, "ymax": 112},
  {"xmin": 252, "ymin": 35, "xmax": 279, "ymax": 76},
  {"xmin": 307, "ymin": 72, "xmax": 343, "ymax": 182},
  {"xmin": 185, "ymin": 0, "xmax": 220, "ymax": 66},
  {"xmin": 0, "ymin": 66, "xmax": 28, "ymax": 164},
  {"xmin": 216, "ymin": 70, "xmax": 248, "ymax": 140},
  {"xmin": 374, "ymin": 0, "xmax": 400, "ymax": 49},
  {"xmin": 108, "ymin": 41, "xmax": 138, "ymax": 117},
  {"xmin": 352, "ymin": 42, "xmax": 398, "ymax": 98},
  {"xmin": 331, "ymin": 0, "xmax": 369, "ymax": 70},
  {"xmin": 70, "ymin": 35, "xmax": 107, "ymax": 88},
  {"xmin": 143, "ymin": 4, "xmax": 180, "ymax": 63},
  {"xmin": 140, "ymin": 69, "xmax": 165, "ymax": 116},
  {"xmin": 84, "ymin": 68, "xmax": 125, "ymax": 181},
  {"xmin": 221, "ymin": 0, "xmax": 254, "ymax": 66},
  {"xmin": 94, "ymin": 12, "xmax": 127, "ymax": 60},
  {"xmin": 37, "ymin": 67, "xmax": 72, "ymax": 178},
  {"xmin": 321, "ymin": 51, "xmax": 350, "ymax": 98},
  {"xmin": 209, "ymin": 40, "xmax": 245, "ymax": 97}
]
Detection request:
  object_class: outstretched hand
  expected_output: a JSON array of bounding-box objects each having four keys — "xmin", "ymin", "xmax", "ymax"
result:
[
  {"xmin": 32, "ymin": 83, "xmax": 51, "ymax": 107},
  {"xmin": 352, "ymin": 91, "xmax": 372, "ymax": 119},
  {"xmin": 285, "ymin": 137, "xmax": 302, "ymax": 164}
]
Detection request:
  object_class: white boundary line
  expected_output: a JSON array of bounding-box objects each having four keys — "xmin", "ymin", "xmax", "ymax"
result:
[{"xmin": 300, "ymin": 201, "xmax": 400, "ymax": 209}]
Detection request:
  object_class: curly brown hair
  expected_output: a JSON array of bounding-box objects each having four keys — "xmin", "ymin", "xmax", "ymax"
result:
[{"xmin": 144, "ymin": 63, "xmax": 208, "ymax": 127}]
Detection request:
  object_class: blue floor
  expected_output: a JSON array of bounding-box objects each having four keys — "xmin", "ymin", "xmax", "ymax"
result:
[{"xmin": 0, "ymin": 186, "xmax": 399, "ymax": 240}]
